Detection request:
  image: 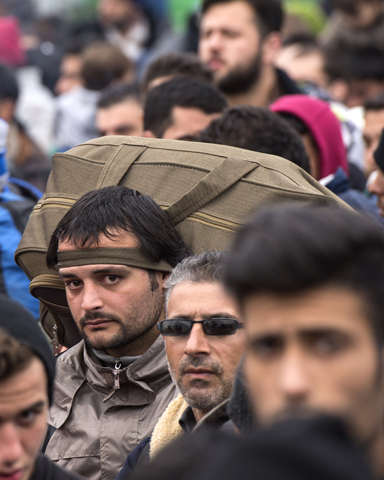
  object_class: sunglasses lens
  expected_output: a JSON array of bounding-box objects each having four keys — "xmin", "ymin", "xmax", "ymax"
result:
[
  {"xmin": 160, "ymin": 319, "xmax": 192, "ymax": 336},
  {"xmin": 204, "ymin": 319, "xmax": 238, "ymax": 335}
]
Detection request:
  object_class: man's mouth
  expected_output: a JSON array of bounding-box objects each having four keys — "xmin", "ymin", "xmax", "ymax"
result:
[
  {"xmin": 84, "ymin": 319, "xmax": 115, "ymax": 329},
  {"xmin": 0, "ymin": 470, "xmax": 24, "ymax": 480},
  {"xmin": 183, "ymin": 368, "xmax": 215, "ymax": 379},
  {"xmin": 208, "ymin": 57, "xmax": 225, "ymax": 71}
]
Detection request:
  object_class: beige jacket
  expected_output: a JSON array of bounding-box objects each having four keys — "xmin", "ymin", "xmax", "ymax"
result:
[{"xmin": 45, "ymin": 336, "xmax": 177, "ymax": 480}]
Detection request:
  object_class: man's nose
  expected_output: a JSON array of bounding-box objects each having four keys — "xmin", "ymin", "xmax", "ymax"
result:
[
  {"xmin": 184, "ymin": 324, "xmax": 212, "ymax": 357},
  {"xmin": 368, "ymin": 170, "xmax": 382, "ymax": 195},
  {"xmin": 80, "ymin": 283, "xmax": 104, "ymax": 312},
  {"xmin": 0, "ymin": 424, "xmax": 23, "ymax": 467},
  {"xmin": 204, "ymin": 32, "xmax": 224, "ymax": 52},
  {"xmin": 279, "ymin": 351, "xmax": 310, "ymax": 402}
]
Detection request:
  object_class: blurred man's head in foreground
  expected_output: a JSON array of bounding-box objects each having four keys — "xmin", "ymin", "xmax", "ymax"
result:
[{"xmin": 225, "ymin": 205, "xmax": 384, "ymax": 464}]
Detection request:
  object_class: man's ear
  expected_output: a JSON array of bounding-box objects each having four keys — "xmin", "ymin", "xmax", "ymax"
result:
[
  {"xmin": 261, "ymin": 32, "xmax": 282, "ymax": 66},
  {"xmin": 142, "ymin": 130, "xmax": 157, "ymax": 138}
]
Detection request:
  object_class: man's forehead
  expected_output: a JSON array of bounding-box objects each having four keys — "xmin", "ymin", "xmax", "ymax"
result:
[
  {"xmin": 0, "ymin": 358, "xmax": 48, "ymax": 414},
  {"xmin": 58, "ymin": 229, "xmax": 140, "ymax": 251}
]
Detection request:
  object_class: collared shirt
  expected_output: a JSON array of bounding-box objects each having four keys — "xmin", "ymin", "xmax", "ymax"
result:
[{"xmin": 179, "ymin": 406, "xmax": 197, "ymax": 434}]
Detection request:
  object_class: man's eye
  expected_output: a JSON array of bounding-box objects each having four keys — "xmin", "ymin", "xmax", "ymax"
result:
[
  {"xmin": 17, "ymin": 410, "xmax": 37, "ymax": 427},
  {"xmin": 249, "ymin": 337, "xmax": 283, "ymax": 357},
  {"xmin": 102, "ymin": 275, "xmax": 120, "ymax": 284},
  {"xmin": 311, "ymin": 334, "xmax": 347, "ymax": 355},
  {"xmin": 65, "ymin": 280, "xmax": 82, "ymax": 290}
]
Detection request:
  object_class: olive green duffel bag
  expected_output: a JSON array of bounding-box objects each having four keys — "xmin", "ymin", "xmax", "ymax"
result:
[{"xmin": 15, "ymin": 136, "xmax": 348, "ymax": 346}]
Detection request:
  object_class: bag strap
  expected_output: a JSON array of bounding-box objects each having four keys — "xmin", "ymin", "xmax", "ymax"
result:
[
  {"xmin": 96, "ymin": 145, "xmax": 147, "ymax": 189},
  {"xmin": 166, "ymin": 157, "xmax": 258, "ymax": 225}
]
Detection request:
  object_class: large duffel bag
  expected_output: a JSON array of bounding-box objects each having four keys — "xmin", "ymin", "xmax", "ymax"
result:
[{"xmin": 15, "ymin": 136, "xmax": 348, "ymax": 346}]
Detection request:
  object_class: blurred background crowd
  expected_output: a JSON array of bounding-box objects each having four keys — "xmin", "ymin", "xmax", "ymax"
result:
[{"xmin": 3, "ymin": 0, "xmax": 384, "ymax": 318}]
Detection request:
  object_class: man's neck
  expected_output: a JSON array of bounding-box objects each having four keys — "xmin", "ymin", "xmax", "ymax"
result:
[
  {"xmin": 105, "ymin": 326, "xmax": 160, "ymax": 358},
  {"xmin": 226, "ymin": 65, "xmax": 278, "ymax": 108}
]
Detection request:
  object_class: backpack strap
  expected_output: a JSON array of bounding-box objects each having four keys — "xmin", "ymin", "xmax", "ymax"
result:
[
  {"xmin": 96, "ymin": 145, "xmax": 147, "ymax": 189},
  {"xmin": 166, "ymin": 157, "xmax": 258, "ymax": 225}
]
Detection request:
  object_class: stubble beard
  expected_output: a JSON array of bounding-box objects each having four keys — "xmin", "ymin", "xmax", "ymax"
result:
[
  {"xmin": 78, "ymin": 286, "xmax": 164, "ymax": 353},
  {"xmin": 216, "ymin": 50, "xmax": 263, "ymax": 95},
  {"xmin": 168, "ymin": 357, "xmax": 235, "ymax": 415}
]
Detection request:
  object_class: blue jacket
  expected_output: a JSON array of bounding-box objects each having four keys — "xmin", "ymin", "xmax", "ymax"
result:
[{"xmin": 0, "ymin": 187, "xmax": 40, "ymax": 318}]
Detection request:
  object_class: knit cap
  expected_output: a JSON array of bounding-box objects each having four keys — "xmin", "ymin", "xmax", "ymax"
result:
[{"xmin": 0, "ymin": 294, "xmax": 55, "ymax": 404}]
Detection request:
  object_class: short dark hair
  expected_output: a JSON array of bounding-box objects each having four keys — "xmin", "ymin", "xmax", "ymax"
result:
[
  {"xmin": 224, "ymin": 205, "xmax": 384, "ymax": 345},
  {"xmin": 364, "ymin": 92, "xmax": 384, "ymax": 112},
  {"xmin": 198, "ymin": 106, "xmax": 310, "ymax": 173},
  {"xmin": 201, "ymin": 0, "xmax": 284, "ymax": 37},
  {"xmin": 144, "ymin": 77, "xmax": 228, "ymax": 138},
  {"xmin": 46, "ymin": 186, "xmax": 191, "ymax": 269},
  {"xmin": 97, "ymin": 82, "xmax": 141, "ymax": 110},
  {"xmin": 325, "ymin": 46, "xmax": 384, "ymax": 82},
  {"xmin": 330, "ymin": 0, "xmax": 378, "ymax": 15},
  {"xmin": 141, "ymin": 53, "xmax": 213, "ymax": 94},
  {"xmin": 0, "ymin": 63, "xmax": 18, "ymax": 101},
  {"xmin": 0, "ymin": 328, "xmax": 35, "ymax": 383},
  {"xmin": 81, "ymin": 41, "xmax": 133, "ymax": 91}
]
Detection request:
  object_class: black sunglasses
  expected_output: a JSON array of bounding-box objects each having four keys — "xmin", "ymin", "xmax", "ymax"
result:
[{"xmin": 157, "ymin": 318, "xmax": 243, "ymax": 336}]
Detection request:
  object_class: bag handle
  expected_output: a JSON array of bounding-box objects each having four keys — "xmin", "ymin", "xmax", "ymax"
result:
[
  {"xmin": 96, "ymin": 145, "xmax": 147, "ymax": 189},
  {"xmin": 166, "ymin": 157, "xmax": 258, "ymax": 225}
]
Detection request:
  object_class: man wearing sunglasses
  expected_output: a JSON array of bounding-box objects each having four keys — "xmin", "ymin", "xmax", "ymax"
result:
[{"xmin": 116, "ymin": 251, "xmax": 245, "ymax": 479}]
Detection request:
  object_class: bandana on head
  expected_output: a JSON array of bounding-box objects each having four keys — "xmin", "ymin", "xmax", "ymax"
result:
[{"xmin": 57, "ymin": 247, "xmax": 173, "ymax": 272}]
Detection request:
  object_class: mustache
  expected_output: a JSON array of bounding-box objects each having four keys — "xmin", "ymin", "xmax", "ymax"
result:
[
  {"xmin": 179, "ymin": 357, "xmax": 223, "ymax": 376},
  {"xmin": 79, "ymin": 311, "xmax": 121, "ymax": 328}
]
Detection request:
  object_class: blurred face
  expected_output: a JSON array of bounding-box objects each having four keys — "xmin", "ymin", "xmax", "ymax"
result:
[
  {"xmin": 275, "ymin": 46, "xmax": 328, "ymax": 88},
  {"xmin": 342, "ymin": 1, "xmax": 382, "ymax": 29},
  {"xmin": 55, "ymin": 54, "xmax": 82, "ymax": 95},
  {"xmin": 97, "ymin": 100, "xmax": 143, "ymax": 137},
  {"xmin": 58, "ymin": 230, "xmax": 165, "ymax": 357},
  {"xmin": 199, "ymin": 1, "xmax": 262, "ymax": 93},
  {"xmin": 98, "ymin": 0, "xmax": 135, "ymax": 30},
  {"xmin": 0, "ymin": 358, "xmax": 49, "ymax": 480},
  {"xmin": 347, "ymin": 79, "xmax": 384, "ymax": 108},
  {"xmin": 162, "ymin": 106, "xmax": 221, "ymax": 140},
  {"xmin": 165, "ymin": 282, "xmax": 245, "ymax": 421},
  {"xmin": 368, "ymin": 168, "xmax": 384, "ymax": 216},
  {"xmin": 243, "ymin": 285, "xmax": 382, "ymax": 445},
  {"xmin": 363, "ymin": 109, "xmax": 384, "ymax": 176}
]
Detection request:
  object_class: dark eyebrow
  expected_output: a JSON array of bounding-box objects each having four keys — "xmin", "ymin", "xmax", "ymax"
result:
[
  {"xmin": 20, "ymin": 401, "xmax": 46, "ymax": 413},
  {"xmin": 59, "ymin": 266, "xmax": 129, "ymax": 280},
  {"xmin": 0, "ymin": 401, "xmax": 46, "ymax": 423}
]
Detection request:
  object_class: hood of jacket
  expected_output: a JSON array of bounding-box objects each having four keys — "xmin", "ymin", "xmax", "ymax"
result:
[{"xmin": 271, "ymin": 94, "xmax": 349, "ymax": 180}]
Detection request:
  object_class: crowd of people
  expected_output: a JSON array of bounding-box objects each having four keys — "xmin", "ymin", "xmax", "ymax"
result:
[{"xmin": 2, "ymin": 0, "xmax": 384, "ymax": 479}]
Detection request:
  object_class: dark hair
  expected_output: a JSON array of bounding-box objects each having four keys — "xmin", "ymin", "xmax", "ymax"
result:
[
  {"xmin": 364, "ymin": 92, "xmax": 384, "ymax": 111},
  {"xmin": 201, "ymin": 0, "xmax": 284, "ymax": 37},
  {"xmin": 97, "ymin": 82, "xmax": 141, "ymax": 109},
  {"xmin": 224, "ymin": 205, "xmax": 384, "ymax": 345},
  {"xmin": 198, "ymin": 106, "xmax": 310, "ymax": 173},
  {"xmin": 0, "ymin": 328, "xmax": 35, "ymax": 382},
  {"xmin": 0, "ymin": 63, "xmax": 19, "ymax": 101},
  {"xmin": 81, "ymin": 41, "xmax": 133, "ymax": 91},
  {"xmin": 325, "ymin": 46, "xmax": 384, "ymax": 82},
  {"xmin": 330, "ymin": 0, "xmax": 378, "ymax": 15},
  {"xmin": 144, "ymin": 77, "xmax": 228, "ymax": 138},
  {"xmin": 141, "ymin": 53, "xmax": 213, "ymax": 94},
  {"xmin": 277, "ymin": 111, "xmax": 309, "ymax": 135},
  {"xmin": 46, "ymin": 186, "xmax": 191, "ymax": 269},
  {"xmin": 283, "ymin": 32, "xmax": 318, "ymax": 49}
]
